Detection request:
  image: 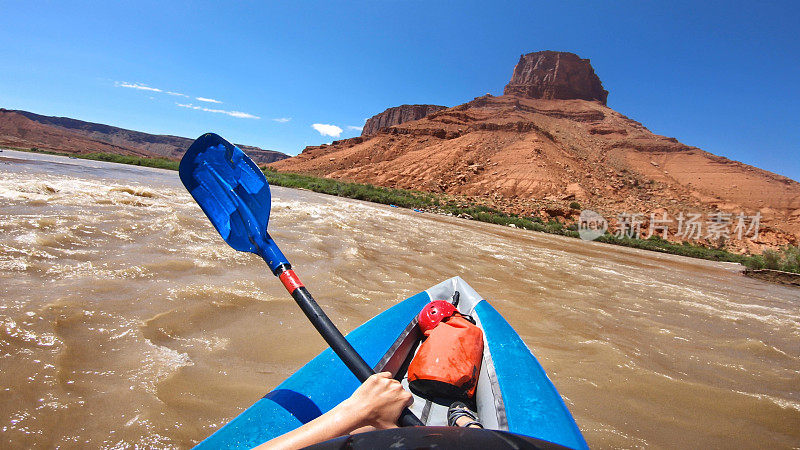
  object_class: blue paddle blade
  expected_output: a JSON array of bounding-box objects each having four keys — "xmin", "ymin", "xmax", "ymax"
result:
[{"xmin": 179, "ymin": 134, "xmax": 289, "ymax": 273}]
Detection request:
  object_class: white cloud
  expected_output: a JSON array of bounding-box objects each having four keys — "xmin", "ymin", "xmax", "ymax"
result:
[
  {"xmin": 118, "ymin": 81, "xmax": 256, "ymax": 118},
  {"xmin": 116, "ymin": 81, "xmax": 214, "ymax": 101},
  {"xmin": 116, "ymin": 81, "xmax": 162, "ymax": 92},
  {"xmin": 272, "ymin": 117, "xmax": 292, "ymax": 123},
  {"xmin": 312, "ymin": 123, "xmax": 343, "ymax": 137},
  {"xmin": 347, "ymin": 125, "xmax": 363, "ymax": 131},
  {"xmin": 176, "ymin": 103, "xmax": 260, "ymax": 119}
]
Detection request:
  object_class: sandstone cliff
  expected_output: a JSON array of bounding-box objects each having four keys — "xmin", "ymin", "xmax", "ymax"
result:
[
  {"xmin": 362, "ymin": 104, "xmax": 447, "ymax": 136},
  {"xmin": 504, "ymin": 51, "xmax": 608, "ymax": 105}
]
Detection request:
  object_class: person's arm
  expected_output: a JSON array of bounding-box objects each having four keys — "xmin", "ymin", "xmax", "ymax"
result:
[{"xmin": 253, "ymin": 372, "xmax": 413, "ymax": 450}]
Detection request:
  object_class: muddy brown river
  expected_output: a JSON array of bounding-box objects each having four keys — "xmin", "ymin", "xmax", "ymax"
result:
[{"xmin": 1, "ymin": 149, "xmax": 798, "ymax": 449}]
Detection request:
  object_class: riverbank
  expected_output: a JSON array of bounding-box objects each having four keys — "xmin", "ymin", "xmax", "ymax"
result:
[
  {"xmin": 743, "ymin": 268, "xmax": 800, "ymax": 287},
  {"xmin": 3, "ymin": 146, "xmax": 180, "ymax": 170},
  {"xmin": 6, "ymin": 146, "xmax": 798, "ymax": 275}
]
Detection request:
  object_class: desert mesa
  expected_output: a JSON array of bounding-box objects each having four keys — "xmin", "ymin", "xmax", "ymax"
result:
[{"xmin": 271, "ymin": 51, "xmax": 800, "ymax": 252}]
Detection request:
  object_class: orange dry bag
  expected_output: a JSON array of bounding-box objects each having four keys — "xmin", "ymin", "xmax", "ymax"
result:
[{"xmin": 407, "ymin": 314, "xmax": 484, "ymax": 399}]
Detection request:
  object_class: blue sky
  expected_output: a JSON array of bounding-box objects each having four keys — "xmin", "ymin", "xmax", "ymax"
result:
[{"xmin": 1, "ymin": 1, "xmax": 798, "ymax": 180}]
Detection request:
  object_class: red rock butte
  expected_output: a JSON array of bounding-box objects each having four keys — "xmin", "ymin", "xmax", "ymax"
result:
[
  {"xmin": 504, "ymin": 51, "xmax": 608, "ymax": 104},
  {"xmin": 362, "ymin": 105, "xmax": 448, "ymax": 136}
]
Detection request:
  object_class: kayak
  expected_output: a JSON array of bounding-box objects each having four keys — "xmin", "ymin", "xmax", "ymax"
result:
[{"xmin": 194, "ymin": 276, "xmax": 588, "ymax": 449}]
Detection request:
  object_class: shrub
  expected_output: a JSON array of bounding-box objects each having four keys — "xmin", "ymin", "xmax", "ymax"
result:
[
  {"xmin": 743, "ymin": 247, "xmax": 799, "ymax": 274},
  {"xmin": 545, "ymin": 221, "xmax": 563, "ymax": 233},
  {"xmin": 80, "ymin": 153, "xmax": 180, "ymax": 170},
  {"xmin": 782, "ymin": 246, "xmax": 800, "ymax": 273},
  {"xmin": 569, "ymin": 201, "xmax": 581, "ymax": 210},
  {"xmin": 763, "ymin": 250, "xmax": 781, "ymax": 270},
  {"xmin": 745, "ymin": 255, "xmax": 765, "ymax": 270}
]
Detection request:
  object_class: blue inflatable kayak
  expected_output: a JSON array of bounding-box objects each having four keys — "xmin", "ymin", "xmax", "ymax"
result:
[{"xmin": 194, "ymin": 277, "xmax": 588, "ymax": 449}]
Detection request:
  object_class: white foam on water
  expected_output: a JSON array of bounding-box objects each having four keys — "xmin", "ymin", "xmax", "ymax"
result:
[
  {"xmin": 131, "ymin": 340, "xmax": 193, "ymax": 396},
  {"xmin": 0, "ymin": 317, "xmax": 62, "ymax": 348},
  {"xmin": 734, "ymin": 390, "xmax": 800, "ymax": 412}
]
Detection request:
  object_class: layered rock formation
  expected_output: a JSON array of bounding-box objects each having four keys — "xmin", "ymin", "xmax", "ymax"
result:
[
  {"xmin": 362, "ymin": 104, "xmax": 447, "ymax": 136},
  {"xmin": 272, "ymin": 51, "xmax": 800, "ymax": 251},
  {"xmin": 0, "ymin": 109, "xmax": 289, "ymax": 164},
  {"xmin": 504, "ymin": 51, "xmax": 608, "ymax": 105}
]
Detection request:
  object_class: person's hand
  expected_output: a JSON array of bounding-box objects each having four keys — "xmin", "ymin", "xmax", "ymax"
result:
[{"xmin": 343, "ymin": 372, "xmax": 413, "ymax": 429}]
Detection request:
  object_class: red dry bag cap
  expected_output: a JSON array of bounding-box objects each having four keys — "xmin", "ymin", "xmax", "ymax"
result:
[{"xmin": 418, "ymin": 300, "xmax": 457, "ymax": 333}]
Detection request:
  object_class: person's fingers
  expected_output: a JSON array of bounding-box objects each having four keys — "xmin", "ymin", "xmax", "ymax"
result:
[
  {"xmin": 374, "ymin": 420, "xmax": 398, "ymax": 431},
  {"xmin": 376, "ymin": 371, "xmax": 392, "ymax": 379},
  {"xmin": 403, "ymin": 391, "xmax": 414, "ymax": 407}
]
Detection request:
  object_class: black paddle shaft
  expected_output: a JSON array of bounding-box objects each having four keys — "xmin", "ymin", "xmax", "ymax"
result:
[{"xmin": 278, "ymin": 268, "xmax": 424, "ymax": 427}]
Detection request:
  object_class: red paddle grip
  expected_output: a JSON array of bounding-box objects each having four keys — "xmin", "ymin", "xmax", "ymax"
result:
[{"xmin": 278, "ymin": 269, "xmax": 305, "ymax": 293}]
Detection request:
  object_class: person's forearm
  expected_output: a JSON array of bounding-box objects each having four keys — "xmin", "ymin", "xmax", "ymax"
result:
[
  {"xmin": 253, "ymin": 399, "xmax": 365, "ymax": 450},
  {"xmin": 252, "ymin": 372, "xmax": 409, "ymax": 449}
]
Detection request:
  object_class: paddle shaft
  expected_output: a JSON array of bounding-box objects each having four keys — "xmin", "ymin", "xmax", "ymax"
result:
[{"xmin": 274, "ymin": 264, "xmax": 424, "ymax": 427}]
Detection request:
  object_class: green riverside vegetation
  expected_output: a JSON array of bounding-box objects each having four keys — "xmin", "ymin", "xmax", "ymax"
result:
[
  {"xmin": 745, "ymin": 246, "xmax": 800, "ymax": 273},
  {"xmin": 10, "ymin": 146, "xmax": 180, "ymax": 170},
  {"xmin": 7, "ymin": 147, "xmax": 799, "ymax": 274}
]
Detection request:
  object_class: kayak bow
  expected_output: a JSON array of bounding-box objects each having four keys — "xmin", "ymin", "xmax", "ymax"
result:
[{"xmin": 193, "ymin": 277, "xmax": 588, "ymax": 450}]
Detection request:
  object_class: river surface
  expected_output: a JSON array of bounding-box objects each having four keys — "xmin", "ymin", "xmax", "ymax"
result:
[{"xmin": 1, "ymin": 149, "xmax": 798, "ymax": 449}]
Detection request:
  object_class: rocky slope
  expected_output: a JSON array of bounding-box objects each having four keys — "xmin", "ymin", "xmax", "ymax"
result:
[
  {"xmin": 272, "ymin": 51, "xmax": 800, "ymax": 251},
  {"xmin": 362, "ymin": 104, "xmax": 447, "ymax": 136},
  {"xmin": 0, "ymin": 109, "xmax": 289, "ymax": 164}
]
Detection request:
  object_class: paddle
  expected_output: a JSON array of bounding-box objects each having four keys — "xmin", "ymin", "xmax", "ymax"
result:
[{"xmin": 179, "ymin": 133, "xmax": 423, "ymax": 427}]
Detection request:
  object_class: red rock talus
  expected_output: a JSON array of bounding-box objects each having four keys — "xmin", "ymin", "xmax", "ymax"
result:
[
  {"xmin": 362, "ymin": 104, "xmax": 447, "ymax": 136},
  {"xmin": 504, "ymin": 51, "xmax": 608, "ymax": 105}
]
